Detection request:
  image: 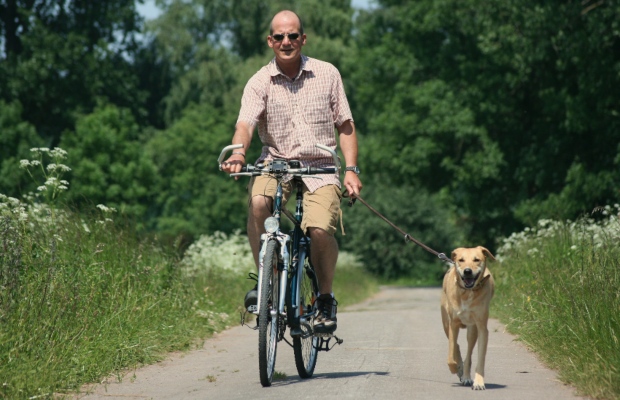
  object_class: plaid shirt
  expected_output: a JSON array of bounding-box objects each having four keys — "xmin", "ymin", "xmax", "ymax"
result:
[{"xmin": 237, "ymin": 55, "xmax": 353, "ymax": 192}]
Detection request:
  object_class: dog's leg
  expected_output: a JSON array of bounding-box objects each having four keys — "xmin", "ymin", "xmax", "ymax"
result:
[
  {"xmin": 472, "ymin": 321, "xmax": 489, "ymax": 390},
  {"xmin": 447, "ymin": 323, "xmax": 463, "ymax": 378},
  {"xmin": 461, "ymin": 325, "xmax": 477, "ymax": 386}
]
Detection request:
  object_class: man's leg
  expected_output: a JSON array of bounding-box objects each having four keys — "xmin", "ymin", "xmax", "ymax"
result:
[
  {"xmin": 302, "ymin": 184, "xmax": 341, "ymax": 334},
  {"xmin": 310, "ymin": 229, "xmax": 339, "ymax": 334},
  {"xmin": 247, "ymin": 195, "xmax": 272, "ymax": 267},
  {"xmin": 308, "ymin": 227, "xmax": 338, "ymax": 294},
  {"xmin": 244, "ymin": 176, "xmax": 278, "ymax": 309}
]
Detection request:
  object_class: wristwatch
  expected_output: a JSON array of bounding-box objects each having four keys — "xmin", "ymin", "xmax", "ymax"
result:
[{"xmin": 345, "ymin": 166, "xmax": 360, "ymax": 175}]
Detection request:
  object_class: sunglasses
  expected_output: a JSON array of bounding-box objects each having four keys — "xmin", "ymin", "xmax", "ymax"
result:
[{"xmin": 271, "ymin": 33, "xmax": 301, "ymax": 42}]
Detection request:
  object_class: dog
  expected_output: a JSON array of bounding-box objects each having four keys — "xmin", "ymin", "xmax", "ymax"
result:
[{"xmin": 440, "ymin": 246, "xmax": 496, "ymax": 390}]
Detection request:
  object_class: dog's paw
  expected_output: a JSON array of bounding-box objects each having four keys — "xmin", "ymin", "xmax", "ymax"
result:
[
  {"xmin": 472, "ymin": 376, "xmax": 485, "ymax": 390},
  {"xmin": 460, "ymin": 375, "xmax": 473, "ymax": 386},
  {"xmin": 448, "ymin": 362, "xmax": 459, "ymax": 375}
]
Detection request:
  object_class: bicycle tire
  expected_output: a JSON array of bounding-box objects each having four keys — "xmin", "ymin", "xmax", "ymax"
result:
[
  {"xmin": 258, "ymin": 239, "xmax": 279, "ymax": 387},
  {"xmin": 292, "ymin": 248, "xmax": 319, "ymax": 378}
]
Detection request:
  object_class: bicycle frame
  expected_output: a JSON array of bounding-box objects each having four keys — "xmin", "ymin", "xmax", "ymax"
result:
[{"xmin": 218, "ymin": 143, "xmax": 342, "ymax": 385}]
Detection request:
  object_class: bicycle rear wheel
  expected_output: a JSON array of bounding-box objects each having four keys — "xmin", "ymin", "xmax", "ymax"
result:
[
  {"xmin": 293, "ymin": 250, "xmax": 319, "ymax": 378},
  {"xmin": 258, "ymin": 239, "xmax": 280, "ymax": 387}
]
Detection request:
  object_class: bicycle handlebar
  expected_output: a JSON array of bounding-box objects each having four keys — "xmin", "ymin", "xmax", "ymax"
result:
[{"xmin": 218, "ymin": 143, "xmax": 341, "ymax": 176}]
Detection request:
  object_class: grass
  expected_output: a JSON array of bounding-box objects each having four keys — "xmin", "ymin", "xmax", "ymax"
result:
[
  {"xmin": 0, "ymin": 206, "xmax": 245, "ymax": 398},
  {"xmin": 492, "ymin": 208, "xmax": 620, "ymax": 400},
  {"xmin": 0, "ymin": 203, "xmax": 377, "ymax": 399}
]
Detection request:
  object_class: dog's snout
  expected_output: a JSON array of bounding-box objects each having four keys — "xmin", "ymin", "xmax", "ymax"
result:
[{"xmin": 464, "ymin": 268, "xmax": 473, "ymax": 276}]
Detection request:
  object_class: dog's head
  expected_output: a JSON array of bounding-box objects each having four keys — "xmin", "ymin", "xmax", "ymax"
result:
[{"xmin": 451, "ymin": 246, "xmax": 496, "ymax": 289}]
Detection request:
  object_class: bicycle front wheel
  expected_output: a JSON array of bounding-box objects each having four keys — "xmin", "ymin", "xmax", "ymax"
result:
[
  {"xmin": 293, "ymin": 249, "xmax": 319, "ymax": 378},
  {"xmin": 258, "ymin": 239, "xmax": 280, "ymax": 387}
]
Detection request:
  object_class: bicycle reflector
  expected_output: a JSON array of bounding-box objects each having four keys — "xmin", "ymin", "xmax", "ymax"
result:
[{"xmin": 264, "ymin": 216, "xmax": 279, "ymax": 233}]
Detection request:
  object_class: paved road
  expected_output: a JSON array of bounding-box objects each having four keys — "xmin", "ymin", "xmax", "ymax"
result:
[{"xmin": 78, "ymin": 287, "xmax": 589, "ymax": 400}]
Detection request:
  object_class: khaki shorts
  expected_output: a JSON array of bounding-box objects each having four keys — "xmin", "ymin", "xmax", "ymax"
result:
[{"xmin": 248, "ymin": 175, "xmax": 342, "ymax": 235}]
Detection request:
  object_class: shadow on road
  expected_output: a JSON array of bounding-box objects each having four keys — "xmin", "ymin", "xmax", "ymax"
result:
[
  {"xmin": 272, "ymin": 371, "xmax": 389, "ymax": 386},
  {"xmin": 449, "ymin": 382, "xmax": 507, "ymax": 390}
]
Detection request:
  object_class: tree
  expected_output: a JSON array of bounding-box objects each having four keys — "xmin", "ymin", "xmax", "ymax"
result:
[
  {"xmin": 146, "ymin": 102, "xmax": 247, "ymax": 240},
  {"xmin": 0, "ymin": 0, "xmax": 146, "ymax": 144},
  {"xmin": 348, "ymin": 0, "xmax": 620, "ymax": 248},
  {"xmin": 0, "ymin": 100, "xmax": 43, "ymax": 197},
  {"xmin": 60, "ymin": 104, "xmax": 157, "ymax": 225}
]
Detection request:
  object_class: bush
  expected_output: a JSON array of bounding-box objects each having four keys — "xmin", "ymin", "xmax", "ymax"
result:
[{"xmin": 493, "ymin": 205, "xmax": 620, "ymax": 399}]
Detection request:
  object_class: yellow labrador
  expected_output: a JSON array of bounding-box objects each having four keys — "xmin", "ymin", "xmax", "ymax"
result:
[{"xmin": 440, "ymin": 246, "xmax": 496, "ymax": 390}]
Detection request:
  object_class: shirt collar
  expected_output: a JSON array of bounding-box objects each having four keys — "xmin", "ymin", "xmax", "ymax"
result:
[{"xmin": 268, "ymin": 55, "xmax": 311, "ymax": 80}]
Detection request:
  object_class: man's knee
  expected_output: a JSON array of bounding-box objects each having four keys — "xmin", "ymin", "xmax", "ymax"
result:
[
  {"xmin": 248, "ymin": 195, "xmax": 272, "ymax": 219},
  {"xmin": 308, "ymin": 227, "xmax": 336, "ymax": 243}
]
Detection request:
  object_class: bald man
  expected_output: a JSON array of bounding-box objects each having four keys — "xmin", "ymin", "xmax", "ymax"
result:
[{"xmin": 221, "ymin": 10, "xmax": 362, "ymax": 335}]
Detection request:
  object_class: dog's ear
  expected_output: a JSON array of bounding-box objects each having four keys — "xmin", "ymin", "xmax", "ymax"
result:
[{"xmin": 478, "ymin": 246, "xmax": 496, "ymax": 262}]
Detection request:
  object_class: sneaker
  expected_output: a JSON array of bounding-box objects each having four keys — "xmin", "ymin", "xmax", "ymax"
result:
[
  {"xmin": 313, "ymin": 293, "xmax": 338, "ymax": 334},
  {"xmin": 244, "ymin": 284, "xmax": 258, "ymax": 310}
]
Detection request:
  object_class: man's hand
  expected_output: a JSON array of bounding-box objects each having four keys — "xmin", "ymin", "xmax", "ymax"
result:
[
  {"xmin": 220, "ymin": 154, "xmax": 245, "ymax": 180},
  {"xmin": 343, "ymin": 171, "xmax": 362, "ymax": 198}
]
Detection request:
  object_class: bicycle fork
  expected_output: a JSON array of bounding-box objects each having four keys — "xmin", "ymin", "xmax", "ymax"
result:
[{"xmin": 254, "ymin": 233, "xmax": 290, "ymax": 316}]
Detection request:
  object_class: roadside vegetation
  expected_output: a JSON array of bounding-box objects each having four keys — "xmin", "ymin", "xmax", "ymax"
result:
[
  {"xmin": 2, "ymin": 1, "xmax": 619, "ymax": 398},
  {"xmin": 492, "ymin": 206, "xmax": 620, "ymax": 400},
  {"xmin": 0, "ymin": 149, "xmax": 378, "ymax": 399}
]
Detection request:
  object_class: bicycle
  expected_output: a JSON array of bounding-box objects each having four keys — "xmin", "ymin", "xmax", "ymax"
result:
[{"xmin": 218, "ymin": 143, "xmax": 344, "ymax": 387}]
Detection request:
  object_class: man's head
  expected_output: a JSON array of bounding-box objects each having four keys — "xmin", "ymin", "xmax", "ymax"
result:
[{"xmin": 268, "ymin": 10, "xmax": 306, "ymax": 66}]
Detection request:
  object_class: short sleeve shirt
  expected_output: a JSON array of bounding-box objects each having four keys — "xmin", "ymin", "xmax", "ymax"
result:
[{"xmin": 237, "ymin": 55, "xmax": 353, "ymax": 192}]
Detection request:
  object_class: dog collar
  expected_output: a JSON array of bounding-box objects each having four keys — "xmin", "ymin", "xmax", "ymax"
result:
[{"xmin": 458, "ymin": 274, "xmax": 491, "ymax": 291}]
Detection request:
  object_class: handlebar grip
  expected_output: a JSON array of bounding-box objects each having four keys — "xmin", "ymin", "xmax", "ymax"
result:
[{"xmin": 309, "ymin": 167, "xmax": 337, "ymax": 174}]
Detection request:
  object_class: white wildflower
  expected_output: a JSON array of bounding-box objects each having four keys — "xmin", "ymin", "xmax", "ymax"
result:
[
  {"xmin": 97, "ymin": 204, "xmax": 117, "ymax": 213},
  {"xmin": 50, "ymin": 147, "xmax": 68, "ymax": 159}
]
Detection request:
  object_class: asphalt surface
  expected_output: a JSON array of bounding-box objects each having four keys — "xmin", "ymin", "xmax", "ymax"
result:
[{"xmin": 77, "ymin": 287, "xmax": 589, "ymax": 400}]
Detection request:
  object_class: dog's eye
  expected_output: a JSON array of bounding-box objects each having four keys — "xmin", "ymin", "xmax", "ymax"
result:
[
  {"xmin": 458, "ymin": 258, "xmax": 465, "ymax": 262},
  {"xmin": 474, "ymin": 258, "xmax": 480, "ymax": 262}
]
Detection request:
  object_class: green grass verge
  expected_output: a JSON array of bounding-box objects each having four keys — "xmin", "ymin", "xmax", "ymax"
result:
[
  {"xmin": 492, "ymin": 215, "xmax": 620, "ymax": 400},
  {"xmin": 0, "ymin": 211, "xmax": 378, "ymax": 399}
]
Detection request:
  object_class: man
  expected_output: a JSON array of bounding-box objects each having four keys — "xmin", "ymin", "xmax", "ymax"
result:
[{"xmin": 221, "ymin": 10, "xmax": 362, "ymax": 334}]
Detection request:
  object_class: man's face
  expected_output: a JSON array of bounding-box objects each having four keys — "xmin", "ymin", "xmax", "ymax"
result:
[{"xmin": 268, "ymin": 15, "xmax": 306, "ymax": 64}]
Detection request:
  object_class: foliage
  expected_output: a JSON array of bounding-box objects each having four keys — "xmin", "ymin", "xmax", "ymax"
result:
[
  {"xmin": 340, "ymin": 182, "xmax": 465, "ymax": 281},
  {"xmin": 19, "ymin": 147, "xmax": 71, "ymax": 209},
  {"xmin": 181, "ymin": 230, "xmax": 255, "ymax": 277},
  {"xmin": 0, "ymin": 100, "xmax": 43, "ymax": 197},
  {"xmin": 2, "ymin": 0, "xmax": 620, "ymax": 281},
  {"xmin": 146, "ymin": 103, "xmax": 246, "ymax": 240},
  {"xmin": 60, "ymin": 104, "xmax": 157, "ymax": 225},
  {"xmin": 0, "ymin": 150, "xmax": 244, "ymax": 398},
  {"xmin": 0, "ymin": 0, "xmax": 147, "ymax": 144},
  {"xmin": 493, "ymin": 205, "xmax": 620, "ymax": 399},
  {"xmin": 350, "ymin": 0, "xmax": 620, "ymax": 246}
]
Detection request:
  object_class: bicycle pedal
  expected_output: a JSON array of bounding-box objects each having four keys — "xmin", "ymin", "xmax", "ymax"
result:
[{"xmin": 247, "ymin": 305, "xmax": 257, "ymax": 313}]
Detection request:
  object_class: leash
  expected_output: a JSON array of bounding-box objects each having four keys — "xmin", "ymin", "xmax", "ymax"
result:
[{"xmin": 348, "ymin": 195, "xmax": 454, "ymax": 265}]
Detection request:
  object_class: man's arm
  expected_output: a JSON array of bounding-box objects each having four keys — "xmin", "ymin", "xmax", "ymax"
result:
[
  {"xmin": 338, "ymin": 119, "xmax": 362, "ymax": 197},
  {"xmin": 221, "ymin": 121, "xmax": 253, "ymax": 175}
]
